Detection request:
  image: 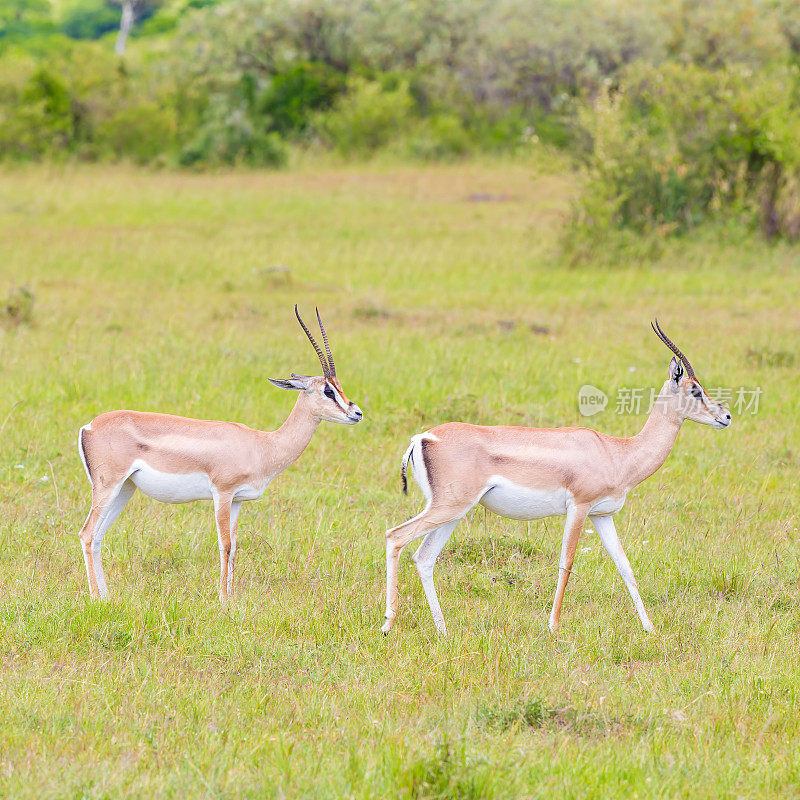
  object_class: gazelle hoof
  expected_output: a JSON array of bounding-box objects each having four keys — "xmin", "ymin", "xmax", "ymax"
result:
[{"xmin": 381, "ymin": 616, "xmax": 395, "ymax": 635}]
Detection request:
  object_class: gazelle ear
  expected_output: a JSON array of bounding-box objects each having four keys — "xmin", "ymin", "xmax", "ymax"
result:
[
  {"xmin": 668, "ymin": 357, "xmax": 683, "ymax": 392},
  {"xmin": 269, "ymin": 376, "xmax": 310, "ymax": 391}
]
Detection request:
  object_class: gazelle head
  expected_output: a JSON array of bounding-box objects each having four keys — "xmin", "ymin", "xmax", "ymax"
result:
[
  {"xmin": 269, "ymin": 305, "xmax": 363, "ymax": 425},
  {"xmin": 652, "ymin": 319, "xmax": 731, "ymax": 429}
]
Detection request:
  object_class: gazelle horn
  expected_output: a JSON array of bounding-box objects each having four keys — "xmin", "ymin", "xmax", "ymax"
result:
[
  {"xmin": 316, "ymin": 307, "xmax": 336, "ymax": 377},
  {"xmin": 295, "ymin": 304, "xmax": 330, "ymax": 378},
  {"xmin": 651, "ymin": 318, "xmax": 695, "ymax": 378}
]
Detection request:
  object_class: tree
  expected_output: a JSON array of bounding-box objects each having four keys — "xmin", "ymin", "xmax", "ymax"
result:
[{"xmin": 112, "ymin": 0, "xmax": 160, "ymax": 55}]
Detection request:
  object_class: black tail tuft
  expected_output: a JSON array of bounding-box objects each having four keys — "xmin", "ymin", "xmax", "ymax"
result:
[
  {"xmin": 400, "ymin": 439, "xmax": 415, "ymax": 495},
  {"xmin": 401, "ymin": 446, "xmax": 411, "ymax": 495}
]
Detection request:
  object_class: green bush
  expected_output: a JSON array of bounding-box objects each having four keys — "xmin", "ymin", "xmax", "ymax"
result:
[
  {"xmin": 3, "ymin": 0, "xmax": 800, "ymax": 173},
  {"xmin": 566, "ymin": 62, "xmax": 800, "ymax": 254},
  {"xmin": 60, "ymin": 0, "xmax": 119, "ymax": 39},
  {"xmin": 312, "ymin": 76, "xmax": 415, "ymax": 155},
  {"xmin": 0, "ymin": 0, "xmax": 55, "ymax": 41},
  {"xmin": 401, "ymin": 113, "xmax": 472, "ymax": 161},
  {"xmin": 178, "ymin": 95, "xmax": 287, "ymax": 167},
  {"xmin": 96, "ymin": 101, "xmax": 176, "ymax": 163},
  {"xmin": 256, "ymin": 61, "xmax": 345, "ymax": 136},
  {"xmin": 0, "ymin": 42, "xmax": 184, "ymax": 161},
  {"xmin": 0, "ymin": 55, "xmax": 72, "ymax": 158}
]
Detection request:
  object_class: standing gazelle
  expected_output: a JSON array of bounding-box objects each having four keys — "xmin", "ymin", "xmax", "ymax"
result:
[
  {"xmin": 382, "ymin": 321, "xmax": 731, "ymax": 635},
  {"xmin": 77, "ymin": 306, "xmax": 362, "ymax": 601}
]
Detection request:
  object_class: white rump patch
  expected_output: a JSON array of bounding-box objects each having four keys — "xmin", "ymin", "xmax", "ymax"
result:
[
  {"xmin": 407, "ymin": 433, "xmax": 439, "ymax": 503},
  {"xmin": 77, "ymin": 425, "xmax": 92, "ymax": 482}
]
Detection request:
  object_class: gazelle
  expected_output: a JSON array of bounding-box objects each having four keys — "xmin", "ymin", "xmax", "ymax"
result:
[
  {"xmin": 77, "ymin": 306, "xmax": 362, "ymax": 601},
  {"xmin": 382, "ymin": 321, "xmax": 731, "ymax": 636}
]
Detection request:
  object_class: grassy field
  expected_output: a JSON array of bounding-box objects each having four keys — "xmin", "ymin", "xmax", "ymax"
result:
[{"xmin": 0, "ymin": 160, "xmax": 799, "ymax": 798}]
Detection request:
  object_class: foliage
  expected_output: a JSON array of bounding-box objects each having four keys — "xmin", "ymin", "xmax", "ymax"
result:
[
  {"xmin": 178, "ymin": 94, "xmax": 287, "ymax": 166},
  {"xmin": 401, "ymin": 113, "xmax": 473, "ymax": 161},
  {"xmin": 255, "ymin": 61, "xmax": 345, "ymax": 136},
  {"xmin": 0, "ymin": 0, "xmax": 54, "ymax": 41},
  {"xmin": 60, "ymin": 0, "xmax": 119, "ymax": 40},
  {"xmin": 1, "ymin": 0, "xmax": 800, "ymax": 230},
  {"xmin": 312, "ymin": 77, "xmax": 416, "ymax": 155},
  {"xmin": 565, "ymin": 61, "xmax": 800, "ymax": 255},
  {"xmin": 96, "ymin": 100, "xmax": 176, "ymax": 163},
  {"xmin": 0, "ymin": 52, "xmax": 73, "ymax": 158},
  {"xmin": 0, "ymin": 43, "xmax": 177, "ymax": 161}
]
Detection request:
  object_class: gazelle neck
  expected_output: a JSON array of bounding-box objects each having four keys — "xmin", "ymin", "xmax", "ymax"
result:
[
  {"xmin": 265, "ymin": 392, "xmax": 321, "ymax": 478},
  {"xmin": 621, "ymin": 382, "xmax": 683, "ymax": 489}
]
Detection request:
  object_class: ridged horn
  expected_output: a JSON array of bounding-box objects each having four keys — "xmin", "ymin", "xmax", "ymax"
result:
[
  {"xmin": 651, "ymin": 318, "xmax": 695, "ymax": 378},
  {"xmin": 316, "ymin": 307, "xmax": 335, "ymax": 377},
  {"xmin": 295, "ymin": 304, "xmax": 330, "ymax": 377}
]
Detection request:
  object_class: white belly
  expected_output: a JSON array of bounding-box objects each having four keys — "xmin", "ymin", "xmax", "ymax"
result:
[
  {"xmin": 130, "ymin": 461, "xmax": 213, "ymax": 504},
  {"xmin": 128, "ymin": 461, "xmax": 269, "ymax": 504},
  {"xmin": 480, "ymin": 477, "xmax": 571, "ymax": 520}
]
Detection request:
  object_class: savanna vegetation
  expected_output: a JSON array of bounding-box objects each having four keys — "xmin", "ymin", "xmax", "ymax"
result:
[
  {"xmin": 2, "ymin": 1, "xmax": 799, "ymax": 797},
  {"xmin": 2, "ymin": 0, "xmax": 800, "ymax": 241},
  {"xmin": 0, "ymin": 161, "xmax": 798, "ymax": 797}
]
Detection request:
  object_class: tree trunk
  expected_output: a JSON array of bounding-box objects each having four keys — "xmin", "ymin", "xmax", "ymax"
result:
[{"xmin": 115, "ymin": 1, "xmax": 135, "ymax": 56}]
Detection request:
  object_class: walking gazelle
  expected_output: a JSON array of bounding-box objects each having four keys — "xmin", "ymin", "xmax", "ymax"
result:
[
  {"xmin": 77, "ymin": 306, "xmax": 362, "ymax": 601},
  {"xmin": 381, "ymin": 321, "xmax": 731, "ymax": 635}
]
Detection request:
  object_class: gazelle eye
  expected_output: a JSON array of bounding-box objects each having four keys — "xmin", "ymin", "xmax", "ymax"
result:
[
  {"xmin": 324, "ymin": 386, "xmax": 335, "ymax": 400},
  {"xmin": 691, "ymin": 386, "xmax": 702, "ymax": 398}
]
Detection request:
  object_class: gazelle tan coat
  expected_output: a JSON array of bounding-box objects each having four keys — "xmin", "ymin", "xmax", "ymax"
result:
[
  {"xmin": 77, "ymin": 307, "xmax": 362, "ymax": 602},
  {"xmin": 382, "ymin": 321, "xmax": 731, "ymax": 636}
]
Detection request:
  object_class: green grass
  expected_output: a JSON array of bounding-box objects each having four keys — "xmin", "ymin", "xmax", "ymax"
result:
[{"xmin": 0, "ymin": 159, "xmax": 799, "ymax": 798}]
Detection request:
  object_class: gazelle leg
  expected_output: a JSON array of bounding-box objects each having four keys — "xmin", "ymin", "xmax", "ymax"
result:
[
  {"xmin": 78, "ymin": 479, "xmax": 134, "ymax": 599},
  {"xmin": 412, "ymin": 520, "xmax": 459, "ymax": 635},
  {"xmin": 91, "ymin": 479, "xmax": 136, "ymax": 599},
  {"xmin": 549, "ymin": 504, "xmax": 589, "ymax": 633},
  {"xmin": 381, "ymin": 506, "xmax": 466, "ymax": 634},
  {"xmin": 79, "ymin": 506, "xmax": 102, "ymax": 599},
  {"xmin": 591, "ymin": 514, "xmax": 655, "ymax": 632},
  {"xmin": 214, "ymin": 494, "xmax": 233, "ymax": 603},
  {"xmin": 382, "ymin": 536, "xmax": 401, "ymax": 633},
  {"xmin": 227, "ymin": 501, "xmax": 242, "ymax": 598}
]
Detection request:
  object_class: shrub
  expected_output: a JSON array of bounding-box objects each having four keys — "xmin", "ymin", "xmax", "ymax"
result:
[
  {"xmin": 95, "ymin": 101, "xmax": 176, "ymax": 163},
  {"xmin": 255, "ymin": 61, "xmax": 345, "ymax": 136},
  {"xmin": 312, "ymin": 76, "xmax": 415, "ymax": 155},
  {"xmin": 0, "ymin": 0, "xmax": 55, "ymax": 41},
  {"xmin": 566, "ymin": 62, "xmax": 800, "ymax": 253},
  {"xmin": 0, "ymin": 55, "xmax": 73, "ymax": 158},
  {"xmin": 4, "ymin": 0, "xmax": 800, "ymax": 172},
  {"xmin": 60, "ymin": 0, "xmax": 119, "ymax": 40},
  {"xmin": 401, "ymin": 114, "xmax": 472, "ymax": 161},
  {"xmin": 178, "ymin": 95, "xmax": 287, "ymax": 167}
]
